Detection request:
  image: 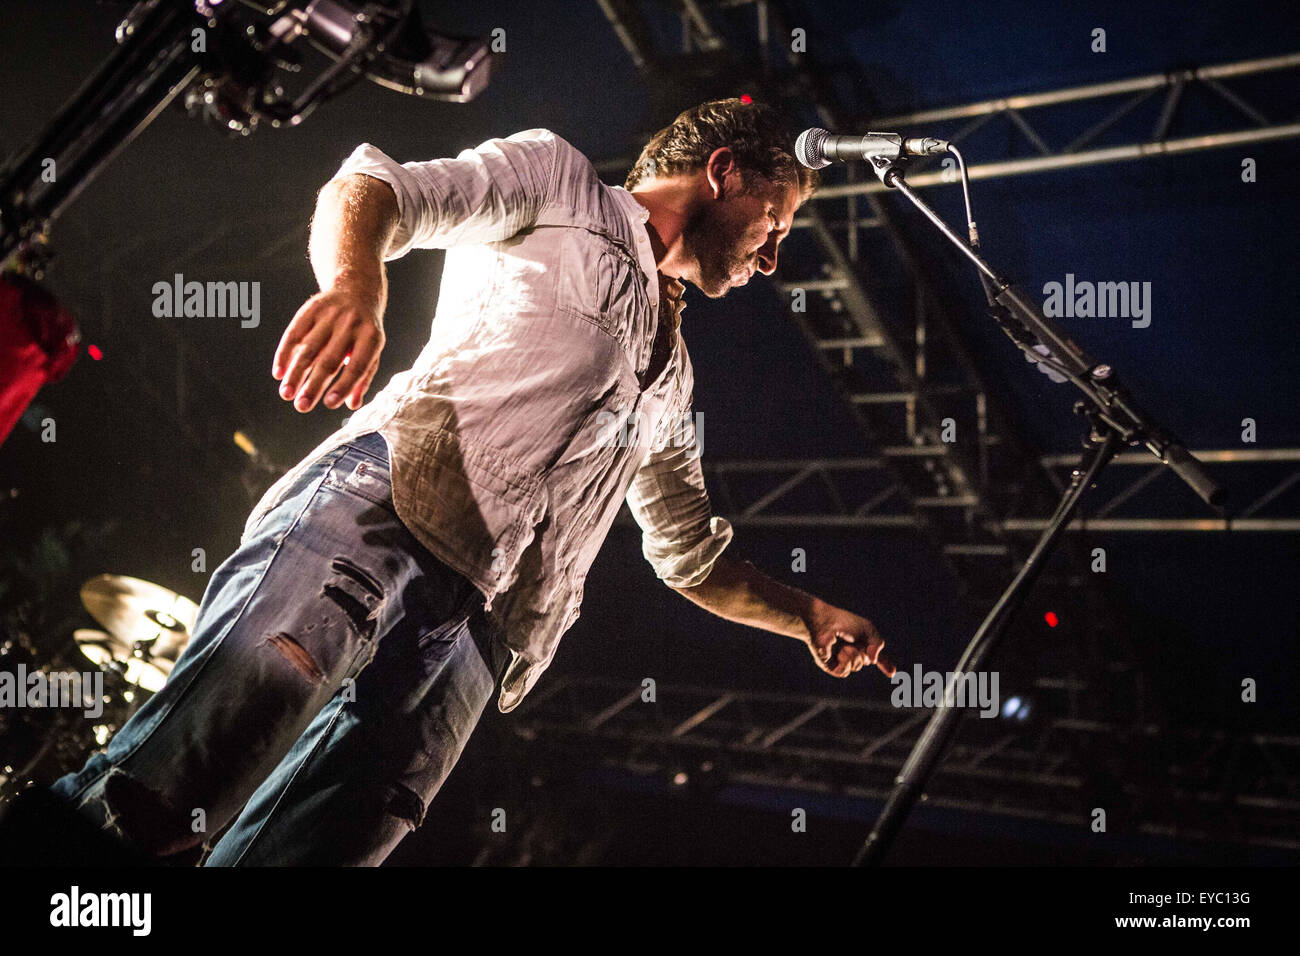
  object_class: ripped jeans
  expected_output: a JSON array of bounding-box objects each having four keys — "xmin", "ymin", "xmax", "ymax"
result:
[{"xmin": 51, "ymin": 430, "xmax": 512, "ymax": 865}]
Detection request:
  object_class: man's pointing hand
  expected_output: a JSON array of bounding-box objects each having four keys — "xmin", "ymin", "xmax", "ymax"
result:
[{"xmin": 803, "ymin": 600, "xmax": 896, "ymax": 679}]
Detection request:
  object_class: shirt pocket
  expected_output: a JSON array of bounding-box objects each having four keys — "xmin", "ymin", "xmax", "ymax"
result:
[{"xmin": 555, "ymin": 232, "xmax": 650, "ymax": 359}]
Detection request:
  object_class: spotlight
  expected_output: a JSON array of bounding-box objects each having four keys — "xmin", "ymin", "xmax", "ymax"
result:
[{"xmin": 1001, "ymin": 695, "xmax": 1032, "ymax": 721}]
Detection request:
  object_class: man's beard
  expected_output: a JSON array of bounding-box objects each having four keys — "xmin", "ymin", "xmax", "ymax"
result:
[{"xmin": 681, "ymin": 200, "xmax": 753, "ymax": 298}]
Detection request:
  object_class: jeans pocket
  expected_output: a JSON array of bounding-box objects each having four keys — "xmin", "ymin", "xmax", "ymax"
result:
[
  {"xmin": 412, "ymin": 561, "xmax": 488, "ymax": 668},
  {"xmin": 413, "ymin": 615, "xmax": 470, "ymax": 677},
  {"xmin": 323, "ymin": 457, "xmax": 397, "ymax": 515}
]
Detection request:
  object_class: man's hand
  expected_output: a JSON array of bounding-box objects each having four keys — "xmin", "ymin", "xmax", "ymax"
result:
[
  {"xmin": 275, "ymin": 173, "xmax": 399, "ymax": 413},
  {"xmin": 669, "ymin": 554, "xmax": 896, "ymax": 680},
  {"xmin": 273, "ymin": 284, "xmax": 385, "ymax": 413},
  {"xmin": 802, "ymin": 599, "xmax": 895, "ymax": 679}
]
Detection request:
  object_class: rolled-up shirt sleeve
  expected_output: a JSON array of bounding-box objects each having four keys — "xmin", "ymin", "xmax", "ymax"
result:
[
  {"xmin": 329, "ymin": 129, "xmax": 558, "ymax": 259},
  {"xmin": 626, "ymin": 414, "xmax": 733, "ymax": 588}
]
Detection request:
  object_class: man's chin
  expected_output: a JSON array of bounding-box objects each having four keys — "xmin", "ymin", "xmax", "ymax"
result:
[{"xmin": 696, "ymin": 275, "xmax": 732, "ymax": 299}]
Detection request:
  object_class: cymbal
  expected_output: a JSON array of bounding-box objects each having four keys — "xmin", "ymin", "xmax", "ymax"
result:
[
  {"xmin": 78, "ymin": 575, "xmax": 196, "ymax": 692},
  {"xmin": 74, "ymin": 628, "xmax": 175, "ymax": 693},
  {"xmin": 80, "ymin": 574, "xmax": 197, "ymax": 648}
]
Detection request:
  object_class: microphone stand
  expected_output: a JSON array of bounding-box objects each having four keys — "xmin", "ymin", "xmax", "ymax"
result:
[{"xmin": 849, "ymin": 148, "xmax": 1225, "ymax": 867}]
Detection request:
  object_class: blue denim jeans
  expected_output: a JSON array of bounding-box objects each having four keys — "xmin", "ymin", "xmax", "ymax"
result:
[{"xmin": 52, "ymin": 431, "xmax": 511, "ymax": 865}]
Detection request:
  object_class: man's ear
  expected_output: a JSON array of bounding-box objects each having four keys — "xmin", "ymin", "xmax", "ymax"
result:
[{"xmin": 704, "ymin": 147, "xmax": 739, "ymax": 199}]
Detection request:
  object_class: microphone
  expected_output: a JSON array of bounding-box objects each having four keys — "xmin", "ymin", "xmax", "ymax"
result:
[{"xmin": 795, "ymin": 128, "xmax": 950, "ymax": 169}]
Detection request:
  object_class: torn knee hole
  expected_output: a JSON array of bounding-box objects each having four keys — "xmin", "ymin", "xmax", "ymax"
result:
[
  {"xmin": 263, "ymin": 632, "xmax": 326, "ymax": 684},
  {"xmin": 329, "ymin": 557, "xmax": 384, "ymax": 599},
  {"xmin": 101, "ymin": 769, "xmax": 203, "ymax": 858},
  {"xmin": 322, "ymin": 557, "xmax": 384, "ymax": 640},
  {"xmin": 386, "ymin": 783, "xmax": 426, "ymax": 831},
  {"xmin": 321, "ymin": 585, "xmax": 377, "ymax": 640}
]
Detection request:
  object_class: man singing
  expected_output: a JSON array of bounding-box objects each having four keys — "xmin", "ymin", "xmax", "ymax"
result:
[{"xmin": 49, "ymin": 98, "xmax": 894, "ymax": 865}]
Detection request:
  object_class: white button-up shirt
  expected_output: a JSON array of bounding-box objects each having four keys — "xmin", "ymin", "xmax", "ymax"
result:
[{"xmin": 244, "ymin": 129, "xmax": 733, "ymax": 712}]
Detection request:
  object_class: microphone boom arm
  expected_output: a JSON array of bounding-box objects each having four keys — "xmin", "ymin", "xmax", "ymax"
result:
[{"xmin": 875, "ymin": 164, "xmax": 1221, "ymax": 505}]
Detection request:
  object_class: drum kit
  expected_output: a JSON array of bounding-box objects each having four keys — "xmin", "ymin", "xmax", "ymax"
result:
[{"xmin": 0, "ymin": 574, "xmax": 196, "ymax": 803}]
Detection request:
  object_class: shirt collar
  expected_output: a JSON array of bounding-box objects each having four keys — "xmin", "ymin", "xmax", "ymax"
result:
[
  {"xmin": 611, "ymin": 186, "xmax": 685, "ymax": 330},
  {"xmin": 661, "ymin": 276, "xmax": 686, "ymax": 330}
]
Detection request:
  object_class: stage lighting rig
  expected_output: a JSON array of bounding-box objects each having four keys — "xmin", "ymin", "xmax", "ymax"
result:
[{"xmin": 0, "ymin": 0, "xmax": 498, "ymax": 269}]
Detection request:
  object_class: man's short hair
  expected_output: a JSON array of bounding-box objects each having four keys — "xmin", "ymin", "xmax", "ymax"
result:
[{"xmin": 625, "ymin": 98, "xmax": 819, "ymax": 201}]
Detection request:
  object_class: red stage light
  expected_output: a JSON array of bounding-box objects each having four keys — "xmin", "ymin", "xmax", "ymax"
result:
[
  {"xmin": 740, "ymin": 94, "xmax": 753, "ymax": 104},
  {"xmin": 1044, "ymin": 611, "xmax": 1059, "ymax": 628},
  {"xmin": 87, "ymin": 344, "xmax": 103, "ymax": 360}
]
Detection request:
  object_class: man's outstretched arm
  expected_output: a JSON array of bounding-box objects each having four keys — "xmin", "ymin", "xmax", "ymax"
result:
[
  {"xmin": 274, "ymin": 130, "xmax": 560, "ymax": 414},
  {"xmin": 669, "ymin": 552, "xmax": 896, "ymax": 679},
  {"xmin": 274, "ymin": 173, "xmax": 397, "ymax": 414}
]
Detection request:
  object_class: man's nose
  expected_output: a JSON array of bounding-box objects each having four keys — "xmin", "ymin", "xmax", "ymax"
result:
[{"xmin": 756, "ymin": 240, "xmax": 778, "ymax": 276}]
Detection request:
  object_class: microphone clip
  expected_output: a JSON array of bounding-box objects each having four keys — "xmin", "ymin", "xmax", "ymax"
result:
[{"xmin": 860, "ymin": 134, "xmax": 910, "ymax": 186}]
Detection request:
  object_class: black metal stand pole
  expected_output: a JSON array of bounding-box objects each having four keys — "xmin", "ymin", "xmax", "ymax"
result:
[
  {"xmin": 849, "ymin": 156, "xmax": 1224, "ymax": 866},
  {"xmin": 854, "ymin": 417, "xmax": 1119, "ymax": 866}
]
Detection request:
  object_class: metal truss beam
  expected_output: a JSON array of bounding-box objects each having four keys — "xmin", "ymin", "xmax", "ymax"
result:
[
  {"xmin": 511, "ymin": 676, "xmax": 1300, "ymax": 853},
  {"xmin": 617, "ymin": 450, "xmax": 1300, "ymax": 532},
  {"xmin": 804, "ymin": 52, "xmax": 1300, "ymax": 200},
  {"xmin": 816, "ymin": 124, "xmax": 1300, "ymax": 197},
  {"xmin": 874, "ymin": 53, "xmax": 1300, "ymax": 126}
]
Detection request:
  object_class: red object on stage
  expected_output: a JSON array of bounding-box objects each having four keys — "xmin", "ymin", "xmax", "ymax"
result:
[{"xmin": 0, "ymin": 273, "xmax": 79, "ymax": 446}]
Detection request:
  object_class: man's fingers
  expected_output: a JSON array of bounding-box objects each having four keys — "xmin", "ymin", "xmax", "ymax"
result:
[
  {"xmin": 274, "ymin": 300, "xmax": 324, "ymax": 380},
  {"xmin": 278, "ymin": 320, "xmax": 334, "ymax": 400},
  {"xmin": 812, "ymin": 630, "xmax": 851, "ymax": 663},
  {"xmin": 295, "ymin": 329, "xmax": 358, "ymax": 412},
  {"xmin": 810, "ymin": 623, "xmax": 896, "ymax": 679},
  {"xmin": 345, "ymin": 357, "xmax": 381, "ymax": 410},
  {"xmin": 832, "ymin": 644, "xmax": 855, "ymax": 677},
  {"xmin": 325, "ymin": 331, "xmax": 384, "ymax": 409},
  {"xmin": 274, "ymin": 289, "xmax": 384, "ymax": 411},
  {"xmin": 321, "ymin": 350, "xmax": 354, "ymax": 409},
  {"xmin": 865, "ymin": 636, "xmax": 884, "ymax": 666}
]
